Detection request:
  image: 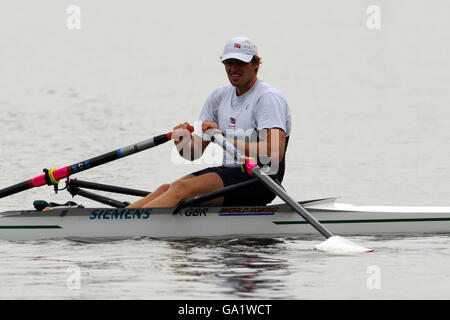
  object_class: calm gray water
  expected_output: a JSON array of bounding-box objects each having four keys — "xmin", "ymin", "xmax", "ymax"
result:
[{"xmin": 0, "ymin": 1, "xmax": 449, "ymax": 299}]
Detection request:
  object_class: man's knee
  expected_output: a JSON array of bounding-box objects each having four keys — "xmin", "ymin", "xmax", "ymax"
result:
[
  {"xmin": 158, "ymin": 184, "xmax": 170, "ymax": 192},
  {"xmin": 167, "ymin": 173, "xmax": 222, "ymax": 200},
  {"xmin": 167, "ymin": 180, "xmax": 190, "ymax": 197},
  {"xmin": 167, "ymin": 177, "xmax": 206, "ymax": 200}
]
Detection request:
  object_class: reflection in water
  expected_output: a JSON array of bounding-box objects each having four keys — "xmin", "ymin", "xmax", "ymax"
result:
[{"xmin": 168, "ymin": 238, "xmax": 294, "ymax": 299}]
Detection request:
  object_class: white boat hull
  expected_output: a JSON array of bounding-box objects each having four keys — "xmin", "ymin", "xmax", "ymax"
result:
[{"xmin": 1, "ymin": 198, "xmax": 449, "ymax": 241}]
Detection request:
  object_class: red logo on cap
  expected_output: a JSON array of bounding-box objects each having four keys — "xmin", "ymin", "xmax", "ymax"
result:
[{"xmin": 234, "ymin": 43, "xmax": 241, "ymax": 48}]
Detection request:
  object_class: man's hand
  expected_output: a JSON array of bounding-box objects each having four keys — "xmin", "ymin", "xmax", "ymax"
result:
[
  {"xmin": 172, "ymin": 122, "xmax": 193, "ymax": 145},
  {"xmin": 201, "ymin": 120, "xmax": 219, "ymax": 133}
]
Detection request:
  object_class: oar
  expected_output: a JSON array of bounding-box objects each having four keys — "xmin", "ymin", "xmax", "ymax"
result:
[
  {"xmin": 209, "ymin": 129, "xmax": 373, "ymax": 253},
  {"xmin": 0, "ymin": 126, "xmax": 194, "ymax": 199}
]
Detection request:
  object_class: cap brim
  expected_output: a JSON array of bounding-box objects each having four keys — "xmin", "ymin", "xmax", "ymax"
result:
[{"xmin": 221, "ymin": 52, "xmax": 253, "ymax": 63}]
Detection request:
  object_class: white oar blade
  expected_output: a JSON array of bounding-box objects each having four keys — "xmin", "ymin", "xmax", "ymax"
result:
[{"xmin": 315, "ymin": 236, "xmax": 373, "ymax": 254}]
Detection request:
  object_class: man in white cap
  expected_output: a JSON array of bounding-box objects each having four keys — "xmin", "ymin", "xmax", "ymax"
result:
[{"xmin": 128, "ymin": 37, "xmax": 291, "ymax": 208}]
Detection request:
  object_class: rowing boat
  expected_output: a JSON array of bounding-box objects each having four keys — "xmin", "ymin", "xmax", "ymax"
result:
[
  {"xmin": 0, "ymin": 127, "xmax": 447, "ymax": 252},
  {"xmin": 1, "ymin": 197, "xmax": 449, "ymax": 241}
]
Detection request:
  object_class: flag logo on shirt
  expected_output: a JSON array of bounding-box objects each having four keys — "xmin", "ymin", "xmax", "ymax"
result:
[{"xmin": 229, "ymin": 117, "xmax": 236, "ymax": 128}]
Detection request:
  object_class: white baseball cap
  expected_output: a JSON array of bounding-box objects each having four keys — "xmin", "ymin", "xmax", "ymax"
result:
[{"xmin": 221, "ymin": 37, "xmax": 258, "ymax": 63}]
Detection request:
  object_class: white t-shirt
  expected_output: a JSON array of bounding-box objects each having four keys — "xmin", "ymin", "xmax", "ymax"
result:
[{"xmin": 194, "ymin": 79, "xmax": 291, "ymax": 167}]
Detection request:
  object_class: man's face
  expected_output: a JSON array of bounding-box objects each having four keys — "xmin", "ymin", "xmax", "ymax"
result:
[{"xmin": 223, "ymin": 58, "xmax": 257, "ymax": 90}]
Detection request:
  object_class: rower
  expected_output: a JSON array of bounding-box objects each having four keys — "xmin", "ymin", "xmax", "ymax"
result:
[{"xmin": 127, "ymin": 36, "xmax": 291, "ymax": 208}]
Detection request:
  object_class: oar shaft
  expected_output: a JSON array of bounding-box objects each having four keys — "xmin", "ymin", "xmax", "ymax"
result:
[
  {"xmin": 0, "ymin": 127, "xmax": 193, "ymax": 199},
  {"xmin": 67, "ymin": 133, "xmax": 172, "ymax": 177},
  {"xmin": 210, "ymin": 130, "xmax": 334, "ymax": 239},
  {"xmin": 0, "ymin": 181, "xmax": 32, "ymax": 199},
  {"xmin": 251, "ymin": 168, "xmax": 334, "ymax": 238}
]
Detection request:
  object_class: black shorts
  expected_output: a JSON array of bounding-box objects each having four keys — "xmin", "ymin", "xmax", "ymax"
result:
[{"xmin": 191, "ymin": 166, "xmax": 278, "ymax": 206}]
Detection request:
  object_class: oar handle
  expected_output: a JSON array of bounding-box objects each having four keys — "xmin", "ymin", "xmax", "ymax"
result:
[
  {"xmin": 166, "ymin": 125, "xmax": 194, "ymax": 141},
  {"xmin": 0, "ymin": 125, "xmax": 194, "ymax": 199}
]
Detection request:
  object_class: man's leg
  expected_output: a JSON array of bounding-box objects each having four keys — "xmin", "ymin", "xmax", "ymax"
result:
[
  {"xmin": 127, "ymin": 173, "xmax": 200, "ymax": 208},
  {"xmin": 126, "ymin": 184, "xmax": 170, "ymax": 208},
  {"xmin": 140, "ymin": 172, "xmax": 224, "ymax": 208}
]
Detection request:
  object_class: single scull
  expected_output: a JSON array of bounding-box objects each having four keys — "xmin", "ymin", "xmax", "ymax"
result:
[
  {"xmin": 1, "ymin": 126, "xmax": 448, "ymax": 252},
  {"xmin": 0, "ymin": 197, "xmax": 449, "ymax": 241}
]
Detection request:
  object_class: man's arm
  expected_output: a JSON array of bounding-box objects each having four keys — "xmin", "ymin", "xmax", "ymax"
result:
[
  {"xmin": 201, "ymin": 120, "xmax": 285, "ymax": 164},
  {"xmin": 236, "ymin": 128, "xmax": 286, "ymax": 165}
]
